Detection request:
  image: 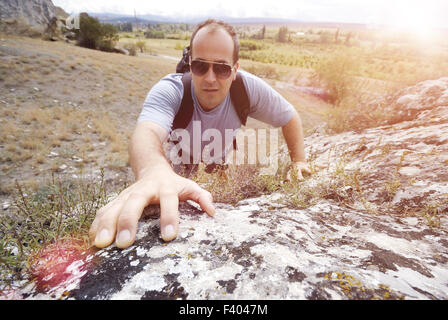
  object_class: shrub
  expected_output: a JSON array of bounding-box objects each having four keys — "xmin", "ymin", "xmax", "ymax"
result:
[
  {"xmin": 144, "ymin": 30, "xmax": 165, "ymax": 39},
  {"xmin": 123, "ymin": 43, "xmax": 137, "ymax": 56},
  {"xmin": 313, "ymin": 52, "xmax": 358, "ymax": 105},
  {"xmin": 277, "ymin": 26, "xmax": 289, "ymax": 43},
  {"xmin": 75, "ymin": 13, "xmax": 119, "ymax": 51},
  {"xmin": 136, "ymin": 41, "xmax": 146, "ymax": 53},
  {"xmin": 240, "ymin": 40, "xmax": 266, "ymax": 51}
]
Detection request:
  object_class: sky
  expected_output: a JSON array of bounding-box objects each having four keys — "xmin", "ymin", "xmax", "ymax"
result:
[{"xmin": 52, "ymin": 0, "xmax": 448, "ymax": 28}]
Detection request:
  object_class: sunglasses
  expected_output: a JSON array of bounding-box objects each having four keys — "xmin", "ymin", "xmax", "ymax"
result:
[{"xmin": 189, "ymin": 59, "xmax": 235, "ymax": 79}]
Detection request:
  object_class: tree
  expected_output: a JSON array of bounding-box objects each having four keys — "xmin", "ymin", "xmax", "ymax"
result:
[
  {"xmin": 345, "ymin": 32, "xmax": 352, "ymax": 46},
  {"xmin": 75, "ymin": 13, "xmax": 119, "ymax": 51},
  {"xmin": 99, "ymin": 23, "xmax": 119, "ymax": 51},
  {"xmin": 76, "ymin": 13, "xmax": 103, "ymax": 49},
  {"xmin": 259, "ymin": 25, "xmax": 266, "ymax": 40},
  {"xmin": 277, "ymin": 26, "xmax": 288, "ymax": 43}
]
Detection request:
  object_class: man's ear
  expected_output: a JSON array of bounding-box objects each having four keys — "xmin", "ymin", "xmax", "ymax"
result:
[{"xmin": 232, "ymin": 62, "xmax": 239, "ymax": 81}]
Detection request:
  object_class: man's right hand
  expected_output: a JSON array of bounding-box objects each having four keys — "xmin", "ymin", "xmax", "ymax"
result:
[{"xmin": 89, "ymin": 167, "xmax": 216, "ymax": 249}]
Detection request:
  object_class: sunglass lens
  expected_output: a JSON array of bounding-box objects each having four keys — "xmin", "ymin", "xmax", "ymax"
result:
[
  {"xmin": 191, "ymin": 61, "xmax": 209, "ymax": 76},
  {"xmin": 213, "ymin": 64, "xmax": 232, "ymax": 79}
]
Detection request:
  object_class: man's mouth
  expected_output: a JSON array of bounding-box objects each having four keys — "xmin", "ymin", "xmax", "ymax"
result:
[{"xmin": 203, "ymin": 88, "xmax": 218, "ymax": 92}]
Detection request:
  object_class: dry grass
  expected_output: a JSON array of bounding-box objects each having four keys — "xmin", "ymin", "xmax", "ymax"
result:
[{"xmin": 0, "ymin": 34, "xmax": 174, "ymax": 200}]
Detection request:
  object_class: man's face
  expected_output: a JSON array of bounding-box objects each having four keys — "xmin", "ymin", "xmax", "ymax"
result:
[{"xmin": 190, "ymin": 26, "xmax": 239, "ymax": 111}]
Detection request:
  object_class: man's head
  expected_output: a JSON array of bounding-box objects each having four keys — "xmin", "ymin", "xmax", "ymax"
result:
[{"xmin": 189, "ymin": 19, "xmax": 240, "ymax": 110}]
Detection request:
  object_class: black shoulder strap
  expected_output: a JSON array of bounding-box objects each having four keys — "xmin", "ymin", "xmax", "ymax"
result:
[
  {"xmin": 172, "ymin": 72, "xmax": 250, "ymax": 131},
  {"xmin": 172, "ymin": 72, "xmax": 193, "ymax": 131},
  {"xmin": 230, "ymin": 73, "xmax": 250, "ymax": 126}
]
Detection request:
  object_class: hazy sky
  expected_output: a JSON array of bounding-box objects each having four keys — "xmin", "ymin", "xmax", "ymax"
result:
[{"xmin": 52, "ymin": 0, "xmax": 448, "ymax": 28}]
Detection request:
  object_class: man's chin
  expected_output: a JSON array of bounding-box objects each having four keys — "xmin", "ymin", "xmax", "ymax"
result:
[{"xmin": 199, "ymin": 96, "xmax": 222, "ymax": 110}]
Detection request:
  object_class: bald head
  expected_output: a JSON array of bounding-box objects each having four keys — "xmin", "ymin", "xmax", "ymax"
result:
[{"xmin": 189, "ymin": 19, "xmax": 240, "ymax": 65}]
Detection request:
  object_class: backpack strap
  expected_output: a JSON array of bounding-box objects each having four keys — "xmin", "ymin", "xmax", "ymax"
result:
[
  {"xmin": 230, "ymin": 73, "xmax": 250, "ymax": 126},
  {"xmin": 172, "ymin": 72, "xmax": 193, "ymax": 131}
]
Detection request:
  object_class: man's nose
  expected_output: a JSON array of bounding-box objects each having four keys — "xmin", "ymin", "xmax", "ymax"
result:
[{"xmin": 204, "ymin": 64, "xmax": 217, "ymax": 82}]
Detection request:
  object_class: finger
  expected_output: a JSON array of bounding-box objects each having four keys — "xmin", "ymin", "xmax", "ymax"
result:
[
  {"xmin": 197, "ymin": 190, "xmax": 215, "ymax": 217},
  {"xmin": 93, "ymin": 199, "xmax": 125, "ymax": 248},
  {"xmin": 115, "ymin": 193, "xmax": 151, "ymax": 249},
  {"xmin": 300, "ymin": 165, "xmax": 312, "ymax": 175},
  {"xmin": 159, "ymin": 191, "xmax": 180, "ymax": 242},
  {"xmin": 89, "ymin": 194, "xmax": 127, "ymax": 244},
  {"xmin": 182, "ymin": 183, "xmax": 215, "ymax": 217}
]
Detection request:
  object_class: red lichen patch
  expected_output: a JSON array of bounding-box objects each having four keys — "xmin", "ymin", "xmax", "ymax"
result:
[{"xmin": 29, "ymin": 239, "xmax": 92, "ymax": 293}]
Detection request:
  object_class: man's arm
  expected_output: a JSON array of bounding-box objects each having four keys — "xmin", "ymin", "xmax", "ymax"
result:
[
  {"xmin": 129, "ymin": 121, "xmax": 171, "ymax": 179},
  {"xmin": 281, "ymin": 110, "xmax": 311, "ymax": 180},
  {"xmin": 89, "ymin": 121, "xmax": 215, "ymax": 249}
]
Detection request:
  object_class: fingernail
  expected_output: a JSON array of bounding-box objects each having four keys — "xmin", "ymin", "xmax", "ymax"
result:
[
  {"xmin": 95, "ymin": 229, "xmax": 109, "ymax": 245},
  {"xmin": 162, "ymin": 225, "xmax": 176, "ymax": 241},
  {"xmin": 117, "ymin": 229, "xmax": 131, "ymax": 246}
]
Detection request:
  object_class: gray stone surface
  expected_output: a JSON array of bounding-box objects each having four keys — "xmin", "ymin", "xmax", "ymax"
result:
[
  {"xmin": 10, "ymin": 78, "xmax": 448, "ymax": 300},
  {"xmin": 0, "ymin": 0, "xmax": 58, "ymax": 33},
  {"xmin": 19, "ymin": 196, "xmax": 448, "ymax": 300}
]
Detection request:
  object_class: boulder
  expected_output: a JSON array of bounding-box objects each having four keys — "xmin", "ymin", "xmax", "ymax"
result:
[
  {"xmin": 0, "ymin": 0, "xmax": 56, "ymax": 34},
  {"xmin": 0, "ymin": 0, "xmax": 68, "ymax": 37},
  {"xmin": 15, "ymin": 196, "xmax": 448, "ymax": 300},
  {"xmin": 112, "ymin": 46, "xmax": 130, "ymax": 56}
]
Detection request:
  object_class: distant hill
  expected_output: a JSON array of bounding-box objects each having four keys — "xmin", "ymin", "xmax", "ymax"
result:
[
  {"xmin": 87, "ymin": 12, "xmax": 372, "ymax": 30},
  {"xmin": 88, "ymin": 12, "xmax": 309, "ymax": 26}
]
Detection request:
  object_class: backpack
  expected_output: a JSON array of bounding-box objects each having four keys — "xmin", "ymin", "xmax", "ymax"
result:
[{"xmin": 173, "ymin": 46, "xmax": 251, "ymax": 131}]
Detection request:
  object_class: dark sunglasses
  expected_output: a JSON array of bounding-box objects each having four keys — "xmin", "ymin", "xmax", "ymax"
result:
[{"xmin": 189, "ymin": 59, "xmax": 235, "ymax": 79}]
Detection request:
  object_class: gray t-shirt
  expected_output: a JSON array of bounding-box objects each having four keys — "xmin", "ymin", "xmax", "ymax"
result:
[{"xmin": 138, "ymin": 69, "xmax": 294, "ymax": 163}]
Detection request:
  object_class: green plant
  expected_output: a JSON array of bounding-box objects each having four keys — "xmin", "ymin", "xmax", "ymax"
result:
[
  {"xmin": 124, "ymin": 42, "xmax": 137, "ymax": 56},
  {"xmin": 313, "ymin": 52, "xmax": 359, "ymax": 105},
  {"xmin": 76, "ymin": 13, "xmax": 119, "ymax": 51},
  {"xmin": 136, "ymin": 40, "xmax": 147, "ymax": 53}
]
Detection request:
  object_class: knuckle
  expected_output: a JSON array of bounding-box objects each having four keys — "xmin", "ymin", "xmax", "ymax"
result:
[
  {"xmin": 117, "ymin": 214, "xmax": 136, "ymax": 228},
  {"xmin": 97, "ymin": 215, "xmax": 114, "ymax": 228},
  {"xmin": 159, "ymin": 187, "xmax": 177, "ymax": 198},
  {"xmin": 127, "ymin": 192, "xmax": 147, "ymax": 202}
]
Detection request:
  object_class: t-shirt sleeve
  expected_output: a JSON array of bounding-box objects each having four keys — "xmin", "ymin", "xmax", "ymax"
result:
[
  {"xmin": 241, "ymin": 70, "xmax": 295, "ymax": 127},
  {"xmin": 137, "ymin": 74, "xmax": 183, "ymax": 132}
]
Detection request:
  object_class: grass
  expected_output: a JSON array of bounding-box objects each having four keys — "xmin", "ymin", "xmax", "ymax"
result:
[{"xmin": 0, "ymin": 170, "xmax": 110, "ymax": 291}]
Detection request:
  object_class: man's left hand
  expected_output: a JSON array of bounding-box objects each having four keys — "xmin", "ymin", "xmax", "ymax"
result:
[{"xmin": 286, "ymin": 161, "xmax": 312, "ymax": 182}]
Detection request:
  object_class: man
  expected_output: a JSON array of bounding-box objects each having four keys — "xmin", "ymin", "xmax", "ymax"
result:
[{"xmin": 89, "ymin": 19, "xmax": 311, "ymax": 249}]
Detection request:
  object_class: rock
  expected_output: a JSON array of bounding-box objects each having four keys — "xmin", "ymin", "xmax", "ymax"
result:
[
  {"xmin": 2, "ymin": 201, "xmax": 11, "ymax": 210},
  {"xmin": 112, "ymin": 46, "xmax": 130, "ymax": 56},
  {"xmin": 0, "ymin": 0, "xmax": 60, "ymax": 35},
  {"xmin": 16, "ymin": 197, "xmax": 448, "ymax": 300},
  {"xmin": 63, "ymin": 31, "xmax": 76, "ymax": 41}
]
